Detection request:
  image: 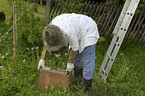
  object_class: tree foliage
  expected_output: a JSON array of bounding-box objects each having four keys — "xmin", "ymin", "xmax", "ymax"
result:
[
  {"xmin": 59, "ymin": 0, "xmax": 87, "ymax": 14},
  {"xmin": 0, "ymin": 11, "xmax": 6, "ymax": 23},
  {"xmin": 6, "ymin": 1, "xmax": 50, "ymax": 48}
]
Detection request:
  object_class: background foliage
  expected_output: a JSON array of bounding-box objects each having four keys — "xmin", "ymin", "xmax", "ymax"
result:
[{"xmin": 59, "ymin": 0, "xmax": 87, "ymax": 14}]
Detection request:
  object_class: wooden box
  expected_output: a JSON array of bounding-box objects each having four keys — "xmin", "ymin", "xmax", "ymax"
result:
[{"xmin": 38, "ymin": 67, "xmax": 70, "ymax": 90}]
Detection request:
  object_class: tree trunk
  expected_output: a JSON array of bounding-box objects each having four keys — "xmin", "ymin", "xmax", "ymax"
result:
[
  {"xmin": 40, "ymin": 0, "xmax": 42, "ymax": 5},
  {"xmin": 45, "ymin": 0, "xmax": 51, "ymax": 17},
  {"xmin": 34, "ymin": 0, "xmax": 37, "ymax": 12}
]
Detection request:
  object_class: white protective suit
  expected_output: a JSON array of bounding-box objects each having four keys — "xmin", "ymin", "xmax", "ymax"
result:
[{"xmin": 50, "ymin": 13, "xmax": 100, "ymax": 53}]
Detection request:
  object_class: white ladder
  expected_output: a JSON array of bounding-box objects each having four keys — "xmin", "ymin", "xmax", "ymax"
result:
[{"xmin": 99, "ymin": 0, "xmax": 140, "ymax": 81}]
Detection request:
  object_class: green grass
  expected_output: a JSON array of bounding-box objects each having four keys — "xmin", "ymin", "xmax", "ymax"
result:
[
  {"xmin": 0, "ymin": 37, "xmax": 145, "ymax": 96},
  {"xmin": 0, "ymin": 0, "xmax": 13, "ymax": 23},
  {"xmin": 0, "ymin": 0, "xmax": 45, "ymax": 23},
  {"xmin": 34, "ymin": 3, "xmax": 45, "ymax": 18},
  {"xmin": 0, "ymin": 0, "xmax": 145, "ymax": 96},
  {"xmin": 92, "ymin": 40, "xmax": 145, "ymax": 96}
]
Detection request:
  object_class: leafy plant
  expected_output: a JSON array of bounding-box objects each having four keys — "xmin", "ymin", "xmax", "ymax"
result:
[
  {"xmin": 14, "ymin": 1, "xmax": 50, "ymax": 48},
  {"xmin": 0, "ymin": 11, "xmax": 6, "ymax": 23},
  {"xmin": 59, "ymin": 0, "xmax": 87, "ymax": 14}
]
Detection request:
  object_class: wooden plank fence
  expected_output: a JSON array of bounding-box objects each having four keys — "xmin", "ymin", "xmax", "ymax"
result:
[{"xmin": 49, "ymin": 0, "xmax": 145, "ymax": 43}]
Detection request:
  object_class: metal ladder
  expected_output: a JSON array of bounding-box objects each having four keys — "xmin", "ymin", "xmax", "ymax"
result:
[{"xmin": 99, "ymin": 0, "xmax": 140, "ymax": 81}]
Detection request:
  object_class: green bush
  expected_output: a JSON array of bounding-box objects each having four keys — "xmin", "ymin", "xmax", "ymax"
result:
[
  {"xmin": 15, "ymin": 1, "xmax": 50, "ymax": 48},
  {"xmin": 59, "ymin": 0, "xmax": 87, "ymax": 14},
  {"xmin": 0, "ymin": 11, "xmax": 6, "ymax": 23}
]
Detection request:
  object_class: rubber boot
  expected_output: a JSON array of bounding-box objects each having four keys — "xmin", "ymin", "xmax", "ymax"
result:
[
  {"xmin": 83, "ymin": 79, "xmax": 92, "ymax": 95},
  {"xmin": 72, "ymin": 68, "xmax": 83, "ymax": 84}
]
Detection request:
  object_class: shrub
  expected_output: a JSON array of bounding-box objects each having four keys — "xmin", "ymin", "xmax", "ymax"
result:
[
  {"xmin": 59, "ymin": 0, "xmax": 87, "ymax": 14},
  {"xmin": 15, "ymin": 1, "xmax": 50, "ymax": 48},
  {"xmin": 0, "ymin": 11, "xmax": 6, "ymax": 23}
]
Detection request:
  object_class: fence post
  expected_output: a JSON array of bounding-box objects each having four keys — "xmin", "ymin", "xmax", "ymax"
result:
[
  {"xmin": 40, "ymin": 0, "xmax": 43, "ymax": 5},
  {"xmin": 13, "ymin": 5, "xmax": 18, "ymax": 65}
]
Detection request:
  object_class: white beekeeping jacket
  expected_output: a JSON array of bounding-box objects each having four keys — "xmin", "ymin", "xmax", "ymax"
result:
[{"xmin": 50, "ymin": 13, "xmax": 100, "ymax": 53}]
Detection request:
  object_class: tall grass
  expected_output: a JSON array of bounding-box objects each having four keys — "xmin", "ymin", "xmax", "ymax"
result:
[{"xmin": 1, "ymin": 35, "xmax": 145, "ymax": 95}]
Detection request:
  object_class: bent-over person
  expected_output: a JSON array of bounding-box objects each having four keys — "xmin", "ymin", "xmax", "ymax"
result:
[{"xmin": 38, "ymin": 13, "xmax": 100, "ymax": 93}]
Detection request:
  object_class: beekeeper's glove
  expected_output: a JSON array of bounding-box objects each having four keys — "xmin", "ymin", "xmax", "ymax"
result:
[
  {"xmin": 38, "ymin": 59, "xmax": 45, "ymax": 69},
  {"xmin": 66, "ymin": 63, "xmax": 74, "ymax": 72}
]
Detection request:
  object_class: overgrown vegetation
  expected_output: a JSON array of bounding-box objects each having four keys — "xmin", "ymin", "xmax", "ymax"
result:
[
  {"xmin": 0, "ymin": 0, "xmax": 145, "ymax": 96},
  {"xmin": 0, "ymin": 11, "xmax": 6, "ymax": 23},
  {"xmin": 59, "ymin": 0, "xmax": 87, "ymax": 14}
]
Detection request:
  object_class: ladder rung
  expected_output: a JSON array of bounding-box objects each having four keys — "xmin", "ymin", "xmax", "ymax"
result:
[
  {"xmin": 112, "ymin": 40, "xmax": 117, "ymax": 44},
  {"xmin": 113, "ymin": 26, "xmax": 122, "ymax": 36},
  {"xmin": 100, "ymin": 67, "xmax": 105, "ymax": 73},
  {"xmin": 113, "ymin": 32, "xmax": 117, "ymax": 35},
  {"xmin": 113, "ymin": 32, "xmax": 121, "ymax": 37},
  {"xmin": 107, "ymin": 53, "xmax": 111, "ymax": 58}
]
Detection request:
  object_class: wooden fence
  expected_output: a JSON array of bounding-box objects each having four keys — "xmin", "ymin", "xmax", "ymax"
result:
[{"xmin": 49, "ymin": 0, "xmax": 145, "ymax": 43}]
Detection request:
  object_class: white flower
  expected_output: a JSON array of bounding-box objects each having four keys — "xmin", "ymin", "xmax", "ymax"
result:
[
  {"xmin": 26, "ymin": 47, "xmax": 30, "ymax": 50},
  {"xmin": 0, "ymin": 66, "xmax": 4, "ymax": 69},
  {"xmin": 31, "ymin": 47, "xmax": 34, "ymax": 50},
  {"xmin": 120, "ymin": 53, "xmax": 123, "ymax": 55},
  {"xmin": 55, "ymin": 53, "xmax": 61, "ymax": 57},
  {"xmin": 36, "ymin": 47, "xmax": 39, "ymax": 49},
  {"xmin": 65, "ymin": 53, "xmax": 68, "ymax": 57},
  {"xmin": 6, "ymin": 32, "xmax": 8, "ymax": 34},
  {"xmin": 62, "ymin": 62, "xmax": 64, "ymax": 65},
  {"xmin": 2, "ymin": 56, "xmax": 4, "ymax": 59},
  {"xmin": 6, "ymin": 53, "xmax": 8, "ymax": 55},
  {"xmin": 23, "ymin": 59, "xmax": 26, "ymax": 62},
  {"xmin": 126, "ymin": 67, "xmax": 129, "ymax": 70},
  {"xmin": 55, "ymin": 54, "xmax": 59, "ymax": 57},
  {"xmin": 21, "ymin": 70, "xmax": 23, "ymax": 72}
]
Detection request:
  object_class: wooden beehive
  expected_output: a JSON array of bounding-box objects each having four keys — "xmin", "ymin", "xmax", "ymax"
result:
[{"xmin": 38, "ymin": 67, "xmax": 71, "ymax": 90}]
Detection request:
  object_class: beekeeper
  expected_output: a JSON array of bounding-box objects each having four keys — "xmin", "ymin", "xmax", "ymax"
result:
[{"xmin": 38, "ymin": 13, "xmax": 100, "ymax": 93}]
